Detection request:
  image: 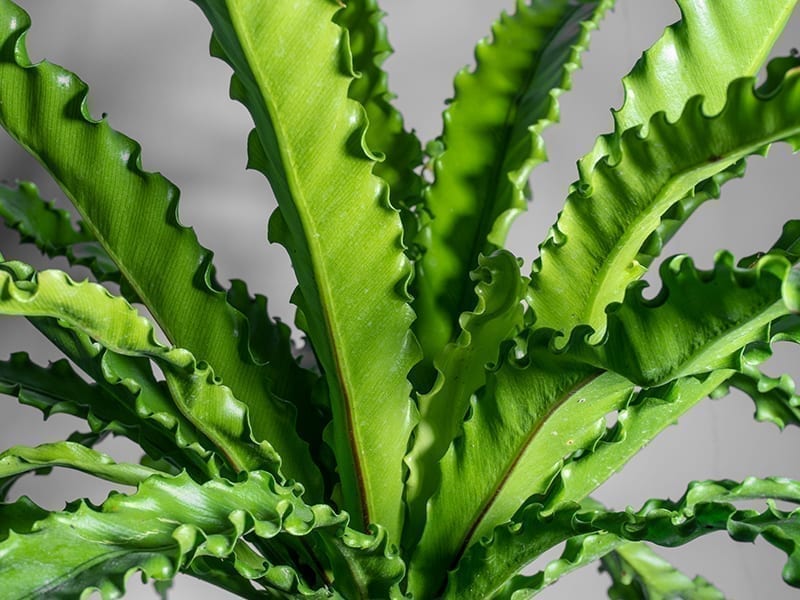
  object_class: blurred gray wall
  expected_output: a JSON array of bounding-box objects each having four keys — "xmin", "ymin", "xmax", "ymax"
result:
[{"xmin": 0, "ymin": 1, "xmax": 798, "ymax": 598}]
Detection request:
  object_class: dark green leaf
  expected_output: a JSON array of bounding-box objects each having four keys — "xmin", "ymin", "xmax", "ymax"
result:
[{"xmin": 413, "ymin": 0, "xmax": 613, "ymax": 367}]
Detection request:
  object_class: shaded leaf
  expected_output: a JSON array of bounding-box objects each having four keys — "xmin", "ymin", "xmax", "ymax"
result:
[
  {"xmin": 0, "ymin": 349, "xmax": 221, "ymax": 482},
  {"xmin": 413, "ymin": 0, "xmax": 613, "ymax": 367},
  {"xmin": 0, "ymin": 180, "xmax": 138, "ymax": 301},
  {"xmin": 335, "ymin": 0, "xmax": 424, "ymax": 243},
  {"xmin": 403, "ymin": 250, "xmax": 528, "ymax": 545},
  {"xmin": 0, "ymin": 260, "xmax": 281, "ymax": 479},
  {"xmin": 0, "ymin": 470, "xmax": 403, "ymax": 599}
]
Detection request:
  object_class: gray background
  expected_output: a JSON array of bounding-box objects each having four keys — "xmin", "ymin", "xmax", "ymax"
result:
[{"xmin": 0, "ymin": 1, "xmax": 799, "ymax": 598}]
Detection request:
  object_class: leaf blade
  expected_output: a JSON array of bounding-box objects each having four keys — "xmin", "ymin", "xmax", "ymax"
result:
[
  {"xmin": 413, "ymin": 0, "xmax": 614, "ymax": 366},
  {"xmin": 0, "ymin": 260, "xmax": 279, "ymax": 480},
  {"xmin": 529, "ymin": 68, "xmax": 800, "ymax": 337},
  {"xmin": 0, "ymin": 2, "xmax": 322, "ymax": 494},
  {"xmin": 446, "ymin": 478, "xmax": 800, "ymax": 598},
  {"xmin": 193, "ymin": 0, "xmax": 419, "ymax": 538}
]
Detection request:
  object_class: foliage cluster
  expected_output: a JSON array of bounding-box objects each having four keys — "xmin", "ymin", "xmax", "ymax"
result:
[{"xmin": 1, "ymin": 0, "xmax": 800, "ymax": 598}]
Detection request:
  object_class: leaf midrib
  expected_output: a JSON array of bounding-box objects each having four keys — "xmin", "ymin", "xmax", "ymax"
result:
[
  {"xmin": 450, "ymin": 370, "xmax": 601, "ymax": 572},
  {"xmin": 229, "ymin": 8, "xmax": 372, "ymax": 527},
  {"xmin": 584, "ymin": 135, "xmax": 797, "ymax": 333},
  {"xmin": 434, "ymin": 2, "xmax": 592, "ymax": 341}
]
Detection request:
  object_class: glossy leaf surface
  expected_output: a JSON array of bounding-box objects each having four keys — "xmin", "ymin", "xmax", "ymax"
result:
[
  {"xmin": 414, "ymin": 0, "xmax": 613, "ymax": 365},
  {"xmin": 191, "ymin": 0, "xmax": 419, "ymax": 537},
  {"xmin": 0, "ymin": 260, "xmax": 280, "ymax": 478},
  {"xmin": 0, "ymin": 470, "xmax": 402, "ymax": 599},
  {"xmin": 447, "ymin": 477, "xmax": 800, "ymax": 598},
  {"xmin": 0, "ymin": 3, "xmax": 321, "ymax": 493},
  {"xmin": 529, "ymin": 69, "xmax": 800, "ymax": 336}
]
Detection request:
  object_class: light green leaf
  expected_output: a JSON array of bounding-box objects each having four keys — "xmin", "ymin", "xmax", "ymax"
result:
[
  {"xmin": 413, "ymin": 0, "xmax": 613, "ymax": 368},
  {"xmin": 0, "ymin": 260, "xmax": 280, "ymax": 479},
  {"xmin": 0, "ymin": 441, "xmax": 158, "ymax": 488},
  {"xmin": 0, "ymin": 1, "xmax": 321, "ymax": 495},
  {"xmin": 468, "ymin": 531, "xmax": 723, "ymax": 599},
  {"xmin": 446, "ymin": 477, "xmax": 800, "ymax": 599},
  {"xmin": 614, "ymin": 0, "xmax": 798, "ymax": 137},
  {"xmin": 635, "ymin": 58, "xmax": 800, "ymax": 271},
  {"xmin": 0, "ymin": 470, "xmax": 402, "ymax": 599},
  {"xmin": 601, "ymin": 542, "xmax": 725, "ymax": 600},
  {"xmin": 529, "ymin": 67, "xmax": 800, "ymax": 337},
  {"xmin": 191, "ymin": 0, "xmax": 419, "ymax": 538},
  {"xmin": 403, "ymin": 249, "xmax": 528, "ymax": 545}
]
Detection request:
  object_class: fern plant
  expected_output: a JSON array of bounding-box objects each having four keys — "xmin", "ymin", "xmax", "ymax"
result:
[{"xmin": 1, "ymin": 0, "xmax": 800, "ymax": 597}]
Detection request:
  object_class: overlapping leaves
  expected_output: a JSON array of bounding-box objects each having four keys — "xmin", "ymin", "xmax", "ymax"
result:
[
  {"xmin": 1, "ymin": 0, "xmax": 799, "ymax": 598},
  {"xmin": 0, "ymin": 259, "xmax": 280, "ymax": 478},
  {"xmin": 529, "ymin": 67, "xmax": 800, "ymax": 337},
  {"xmin": 409, "ymin": 64, "xmax": 800, "ymax": 597},
  {"xmin": 446, "ymin": 478, "xmax": 800, "ymax": 598},
  {"xmin": 0, "ymin": 350, "xmax": 220, "ymax": 483},
  {"xmin": 0, "ymin": 1, "xmax": 321, "ymax": 494},
  {"xmin": 413, "ymin": 0, "xmax": 613, "ymax": 370},
  {"xmin": 0, "ymin": 467, "xmax": 403, "ymax": 599}
]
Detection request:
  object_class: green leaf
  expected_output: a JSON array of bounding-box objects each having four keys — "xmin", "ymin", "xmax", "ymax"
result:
[
  {"xmin": 613, "ymin": 0, "xmax": 798, "ymax": 137},
  {"xmin": 0, "ymin": 470, "xmax": 403, "ymax": 599},
  {"xmin": 584, "ymin": 0, "xmax": 798, "ymax": 172},
  {"xmin": 413, "ymin": 0, "xmax": 613, "ymax": 367},
  {"xmin": 0, "ymin": 349, "xmax": 221, "ymax": 482},
  {"xmin": 505, "ymin": 531, "xmax": 622, "ymax": 599},
  {"xmin": 224, "ymin": 280, "xmax": 334, "ymax": 491},
  {"xmin": 407, "ymin": 350, "xmax": 634, "ymax": 597},
  {"xmin": 634, "ymin": 60, "xmax": 800, "ymax": 272},
  {"xmin": 565, "ymin": 252, "xmax": 800, "ymax": 386},
  {"xmin": 0, "ymin": 441, "xmax": 159, "ymax": 488},
  {"xmin": 601, "ymin": 542, "xmax": 725, "ymax": 600},
  {"xmin": 414, "ymin": 241, "xmax": 800, "ymax": 590},
  {"xmin": 335, "ymin": 0, "xmax": 424, "ymax": 242},
  {"xmin": 446, "ymin": 477, "xmax": 800, "ymax": 599},
  {"xmin": 410, "ymin": 247, "xmax": 797, "ymax": 596},
  {"xmin": 529, "ymin": 67, "xmax": 800, "ymax": 338},
  {"xmin": 634, "ymin": 158, "xmax": 747, "ymax": 271},
  {"xmin": 545, "ymin": 371, "xmax": 734, "ymax": 509},
  {"xmin": 724, "ymin": 367, "xmax": 800, "ymax": 430},
  {"xmin": 403, "ymin": 250, "xmax": 528, "ymax": 545},
  {"xmin": 0, "ymin": 260, "xmax": 281, "ymax": 479},
  {"xmin": 0, "ymin": 177, "xmax": 324, "ymax": 479},
  {"xmin": 0, "ymin": 1, "xmax": 321, "ymax": 495},
  {"xmin": 191, "ymin": 0, "xmax": 419, "ymax": 538},
  {"xmin": 463, "ymin": 530, "xmax": 723, "ymax": 599},
  {"xmin": 0, "ymin": 181, "xmax": 138, "ymax": 301}
]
